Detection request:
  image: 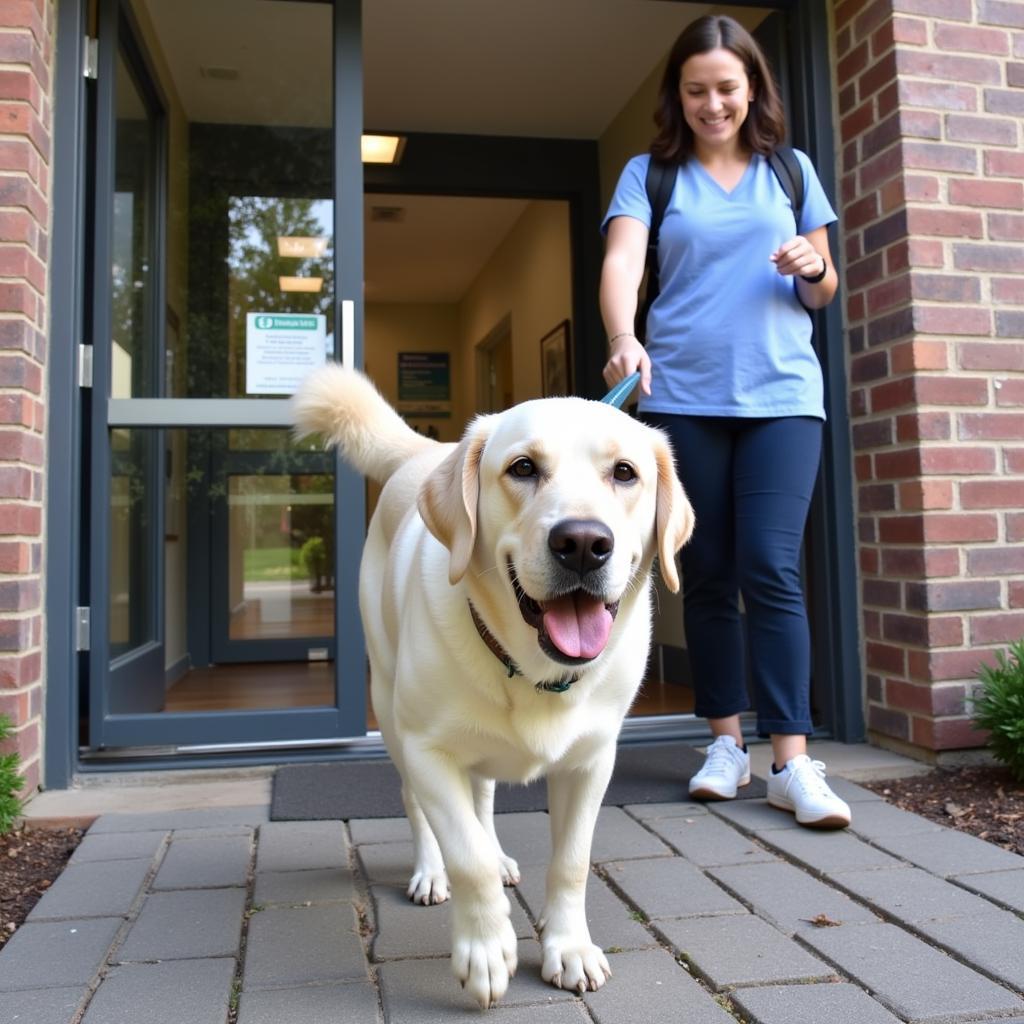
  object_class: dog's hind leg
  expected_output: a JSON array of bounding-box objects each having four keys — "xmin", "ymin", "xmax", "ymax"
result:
[
  {"xmin": 471, "ymin": 775, "xmax": 520, "ymax": 886},
  {"xmin": 370, "ymin": 674, "xmax": 449, "ymax": 905}
]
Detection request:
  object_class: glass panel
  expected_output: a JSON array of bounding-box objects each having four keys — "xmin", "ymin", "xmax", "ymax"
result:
[
  {"xmin": 111, "ymin": 47, "xmax": 156, "ymax": 399},
  {"xmin": 226, "ymin": 197, "xmax": 334, "ymax": 398},
  {"xmin": 109, "ymin": 426, "xmax": 159, "ymax": 660},
  {"xmin": 227, "ymin": 472, "xmax": 334, "ymax": 641},
  {"xmin": 107, "ymin": 428, "xmax": 337, "ymax": 715},
  {"xmin": 131, "ymin": 0, "xmax": 335, "ymax": 400}
]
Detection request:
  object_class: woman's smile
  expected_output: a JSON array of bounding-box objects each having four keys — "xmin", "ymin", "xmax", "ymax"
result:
[{"xmin": 679, "ymin": 47, "xmax": 753, "ymax": 153}]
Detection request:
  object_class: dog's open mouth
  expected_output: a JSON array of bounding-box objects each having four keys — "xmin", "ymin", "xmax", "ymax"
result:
[{"xmin": 509, "ymin": 560, "xmax": 619, "ymax": 665}]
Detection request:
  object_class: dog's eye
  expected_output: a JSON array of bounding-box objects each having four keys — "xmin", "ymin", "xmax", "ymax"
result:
[
  {"xmin": 613, "ymin": 461, "xmax": 637, "ymax": 483},
  {"xmin": 508, "ymin": 457, "xmax": 537, "ymax": 479}
]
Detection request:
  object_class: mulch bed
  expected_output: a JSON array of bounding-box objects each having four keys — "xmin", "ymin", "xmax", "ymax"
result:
[
  {"xmin": 0, "ymin": 825, "xmax": 84, "ymax": 951},
  {"xmin": 861, "ymin": 763, "xmax": 1024, "ymax": 858}
]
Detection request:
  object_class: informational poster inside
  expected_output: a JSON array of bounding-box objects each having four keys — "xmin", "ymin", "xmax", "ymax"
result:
[
  {"xmin": 397, "ymin": 351, "xmax": 451, "ymax": 418},
  {"xmin": 245, "ymin": 313, "xmax": 327, "ymax": 395}
]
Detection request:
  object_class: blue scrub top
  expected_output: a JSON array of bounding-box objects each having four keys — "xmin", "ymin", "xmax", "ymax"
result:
[{"xmin": 603, "ymin": 150, "xmax": 837, "ymax": 420}]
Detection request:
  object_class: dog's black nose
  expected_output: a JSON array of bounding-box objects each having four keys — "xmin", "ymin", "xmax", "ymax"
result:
[{"xmin": 548, "ymin": 518, "xmax": 614, "ymax": 577}]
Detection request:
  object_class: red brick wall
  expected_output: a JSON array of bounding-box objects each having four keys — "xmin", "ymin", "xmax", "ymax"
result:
[
  {"xmin": 836, "ymin": 0, "xmax": 1024, "ymax": 759},
  {"xmin": 0, "ymin": 0, "xmax": 52, "ymax": 795}
]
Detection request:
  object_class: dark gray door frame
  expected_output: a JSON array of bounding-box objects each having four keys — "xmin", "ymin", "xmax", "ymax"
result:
[
  {"xmin": 88, "ymin": 0, "xmax": 169, "ymax": 736},
  {"xmin": 45, "ymin": 0, "xmax": 90, "ymax": 788},
  {"xmin": 47, "ymin": 0, "xmax": 370, "ymax": 763},
  {"xmin": 792, "ymin": 0, "xmax": 864, "ymax": 743}
]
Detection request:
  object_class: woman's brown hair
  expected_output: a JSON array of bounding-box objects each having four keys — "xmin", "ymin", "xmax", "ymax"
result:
[{"xmin": 650, "ymin": 15, "xmax": 786, "ymax": 163}]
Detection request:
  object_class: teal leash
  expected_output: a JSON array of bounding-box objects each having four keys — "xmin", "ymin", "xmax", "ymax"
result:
[{"xmin": 599, "ymin": 371, "xmax": 641, "ymax": 410}]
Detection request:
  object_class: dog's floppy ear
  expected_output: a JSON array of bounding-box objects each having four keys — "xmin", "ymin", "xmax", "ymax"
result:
[
  {"xmin": 653, "ymin": 436, "xmax": 694, "ymax": 593},
  {"xmin": 418, "ymin": 420, "xmax": 490, "ymax": 584}
]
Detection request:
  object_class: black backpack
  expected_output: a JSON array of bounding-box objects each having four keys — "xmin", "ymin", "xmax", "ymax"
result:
[{"xmin": 637, "ymin": 147, "xmax": 805, "ymax": 338}]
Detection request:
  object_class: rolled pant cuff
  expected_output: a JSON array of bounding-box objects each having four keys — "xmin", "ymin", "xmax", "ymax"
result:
[
  {"xmin": 694, "ymin": 702, "xmax": 751, "ymax": 721},
  {"xmin": 756, "ymin": 718, "xmax": 813, "ymax": 738}
]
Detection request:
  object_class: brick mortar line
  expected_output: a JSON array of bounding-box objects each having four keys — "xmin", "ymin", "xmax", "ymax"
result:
[
  {"xmin": 0, "ymin": 276, "xmax": 45, "ymax": 299},
  {"xmin": 67, "ymin": 828, "xmax": 176, "ymax": 1024},
  {"xmin": 945, "ymin": 872, "xmax": 1024, "ymax": 917},
  {"xmin": 342, "ymin": 820, "xmax": 389, "ymax": 1024},
  {"xmin": 818, "ymin": 867, "xmax": 1024, "ymax": 997},
  {"xmin": 225, "ymin": 825, "xmax": 261, "ymax": 1024},
  {"xmin": 703, "ymin": 805, "xmax": 1024, "ymax": 997},
  {"xmin": 678, "ymin": 846, "xmax": 923, "ymax": 1014},
  {"xmin": 605, "ymin": 807, "xmax": 802, "ymax": 1021}
]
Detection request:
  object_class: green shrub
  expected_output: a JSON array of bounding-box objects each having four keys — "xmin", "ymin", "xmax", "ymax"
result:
[
  {"xmin": 971, "ymin": 638, "xmax": 1024, "ymax": 782},
  {"xmin": 0, "ymin": 713, "xmax": 26, "ymax": 834},
  {"xmin": 299, "ymin": 536, "xmax": 329, "ymax": 583}
]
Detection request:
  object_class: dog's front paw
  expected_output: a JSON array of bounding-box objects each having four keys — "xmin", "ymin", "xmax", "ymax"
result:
[
  {"xmin": 407, "ymin": 865, "xmax": 449, "ymax": 905},
  {"xmin": 451, "ymin": 898, "xmax": 518, "ymax": 1009},
  {"xmin": 541, "ymin": 934, "xmax": 611, "ymax": 994}
]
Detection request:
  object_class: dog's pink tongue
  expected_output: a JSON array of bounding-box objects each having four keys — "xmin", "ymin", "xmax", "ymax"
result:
[{"xmin": 542, "ymin": 593, "xmax": 612, "ymax": 660}]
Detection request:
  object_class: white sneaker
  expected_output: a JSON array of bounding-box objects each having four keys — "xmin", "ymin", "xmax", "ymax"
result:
[
  {"xmin": 688, "ymin": 735, "xmax": 751, "ymax": 800},
  {"xmin": 766, "ymin": 754, "xmax": 852, "ymax": 828}
]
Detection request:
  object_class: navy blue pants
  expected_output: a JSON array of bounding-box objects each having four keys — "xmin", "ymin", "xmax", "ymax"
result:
[{"xmin": 643, "ymin": 414, "xmax": 822, "ymax": 737}]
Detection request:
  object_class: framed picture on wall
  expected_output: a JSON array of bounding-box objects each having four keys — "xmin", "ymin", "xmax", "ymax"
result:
[{"xmin": 539, "ymin": 319, "xmax": 571, "ymax": 397}]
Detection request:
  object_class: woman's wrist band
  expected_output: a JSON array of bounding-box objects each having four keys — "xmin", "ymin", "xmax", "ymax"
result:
[
  {"xmin": 800, "ymin": 255, "xmax": 828, "ymax": 284},
  {"xmin": 608, "ymin": 332, "xmax": 637, "ymax": 346}
]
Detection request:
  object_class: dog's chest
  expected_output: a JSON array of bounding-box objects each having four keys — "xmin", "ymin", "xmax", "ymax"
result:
[{"xmin": 465, "ymin": 699, "xmax": 607, "ymax": 782}]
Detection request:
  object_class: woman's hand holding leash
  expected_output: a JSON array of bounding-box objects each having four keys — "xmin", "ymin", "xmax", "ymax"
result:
[{"xmin": 602, "ymin": 334, "xmax": 652, "ymax": 396}]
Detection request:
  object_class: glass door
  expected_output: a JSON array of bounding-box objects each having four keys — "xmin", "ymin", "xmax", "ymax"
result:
[
  {"xmin": 85, "ymin": 0, "xmax": 366, "ymax": 751},
  {"xmin": 98, "ymin": 26, "xmax": 165, "ymax": 717}
]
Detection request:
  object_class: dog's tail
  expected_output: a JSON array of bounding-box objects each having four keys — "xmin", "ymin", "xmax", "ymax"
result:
[{"xmin": 291, "ymin": 363, "xmax": 435, "ymax": 483}]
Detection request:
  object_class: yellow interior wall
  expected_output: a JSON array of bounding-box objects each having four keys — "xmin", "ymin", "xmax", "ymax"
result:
[
  {"xmin": 598, "ymin": 59, "xmax": 666, "ymax": 213},
  {"xmin": 457, "ymin": 200, "xmax": 571, "ymax": 415},
  {"xmin": 364, "ymin": 302, "xmax": 465, "ymax": 443}
]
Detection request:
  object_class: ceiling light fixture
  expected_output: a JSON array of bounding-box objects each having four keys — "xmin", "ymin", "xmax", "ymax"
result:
[
  {"xmin": 279, "ymin": 276, "xmax": 323, "ymax": 293},
  {"xmin": 361, "ymin": 134, "xmax": 406, "ymax": 165},
  {"xmin": 277, "ymin": 236, "xmax": 328, "ymax": 258}
]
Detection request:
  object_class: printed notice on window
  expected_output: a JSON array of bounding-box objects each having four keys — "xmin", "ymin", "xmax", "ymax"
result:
[{"xmin": 245, "ymin": 313, "xmax": 328, "ymax": 395}]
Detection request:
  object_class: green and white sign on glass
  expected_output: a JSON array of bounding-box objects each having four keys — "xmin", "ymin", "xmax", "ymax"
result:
[{"xmin": 245, "ymin": 312, "xmax": 328, "ymax": 395}]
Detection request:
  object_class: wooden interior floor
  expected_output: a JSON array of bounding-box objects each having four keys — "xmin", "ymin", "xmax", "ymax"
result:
[{"xmin": 165, "ymin": 661, "xmax": 694, "ymax": 725}]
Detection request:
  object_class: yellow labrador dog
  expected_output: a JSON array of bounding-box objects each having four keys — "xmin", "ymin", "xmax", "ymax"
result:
[{"xmin": 293, "ymin": 365, "xmax": 692, "ymax": 1008}]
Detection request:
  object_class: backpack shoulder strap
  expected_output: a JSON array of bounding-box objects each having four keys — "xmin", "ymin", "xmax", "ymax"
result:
[
  {"xmin": 645, "ymin": 157, "xmax": 676, "ymax": 252},
  {"xmin": 636, "ymin": 158, "xmax": 676, "ymax": 342},
  {"xmin": 768, "ymin": 145, "xmax": 804, "ymax": 228}
]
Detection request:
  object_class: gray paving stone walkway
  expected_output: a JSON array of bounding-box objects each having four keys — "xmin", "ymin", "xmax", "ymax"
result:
[{"xmin": 2, "ymin": 780, "xmax": 1023, "ymax": 1024}]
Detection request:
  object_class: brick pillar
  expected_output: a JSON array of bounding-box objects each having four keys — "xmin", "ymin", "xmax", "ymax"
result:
[
  {"xmin": 835, "ymin": 0, "xmax": 1024, "ymax": 760},
  {"xmin": 0, "ymin": 0, "xmax": 54, "ymax": 795}
]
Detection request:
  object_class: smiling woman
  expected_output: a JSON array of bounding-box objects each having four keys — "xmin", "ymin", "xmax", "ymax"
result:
[{"xmin": 600, "ymin": 12, "xmax": 846, "ymax": 829}]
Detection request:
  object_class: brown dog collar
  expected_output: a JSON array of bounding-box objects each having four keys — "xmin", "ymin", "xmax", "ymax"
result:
[{"xmin": 467, "ymin": 601, "xmax": 579, "ymax": 693}]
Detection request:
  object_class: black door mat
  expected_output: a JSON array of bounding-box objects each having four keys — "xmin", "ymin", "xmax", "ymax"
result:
[{"xmin": 270, "ymin": 741, "xmax": 766, "ymax": 820}]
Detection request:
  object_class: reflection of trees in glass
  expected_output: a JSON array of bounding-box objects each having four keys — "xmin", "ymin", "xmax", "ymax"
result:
[
  {"xmin": 227, "ymin": 197, "xmax": 335, "ymax": 397},
  {"xmin": 110, "ymin": 192, "xmax": 136, "ymax": 371}
]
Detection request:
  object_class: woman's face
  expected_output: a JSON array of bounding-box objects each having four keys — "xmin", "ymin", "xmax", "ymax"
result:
[{"xmin": 678, "ymin": 47, "xmax": 753, "ymax": 155}]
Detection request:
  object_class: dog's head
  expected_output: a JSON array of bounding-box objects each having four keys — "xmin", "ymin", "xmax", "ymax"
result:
[{"xmin": 418, "ymin": 398, "xmax": 693, "ymax": 671}]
